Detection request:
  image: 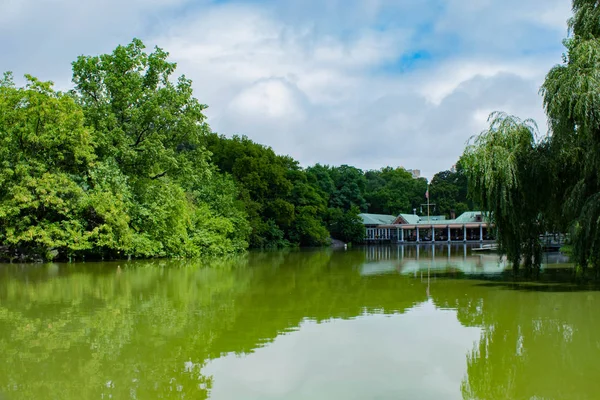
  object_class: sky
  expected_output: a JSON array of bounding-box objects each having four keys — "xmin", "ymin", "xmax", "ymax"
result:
[{"xmin": 0, "ymin": 0, "xmax": 572, "ymax": 178}]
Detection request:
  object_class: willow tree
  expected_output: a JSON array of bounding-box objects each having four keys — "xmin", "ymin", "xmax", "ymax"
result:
[
  {"xmin": 541, "ymin": 0, "xmax": 600, "ymax": 268},
  {"xmin": 463, "ymin": 0, "xmax": 600, "ymax": 270},
  {"xmin": 462, "ymin": 113, "xmax": 551, "ymax": 270}
]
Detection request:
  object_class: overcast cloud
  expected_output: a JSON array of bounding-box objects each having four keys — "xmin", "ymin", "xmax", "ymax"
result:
[{"xmin": 0, "ymin": 0, "xmax": 571, "ymax": 178}]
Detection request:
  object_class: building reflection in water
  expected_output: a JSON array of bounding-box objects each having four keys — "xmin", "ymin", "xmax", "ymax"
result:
[{"xmin": 358, "ymin": 244, "xmax": 570, "ymax": 277}]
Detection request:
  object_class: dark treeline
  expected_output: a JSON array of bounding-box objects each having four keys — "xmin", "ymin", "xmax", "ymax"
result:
[
  {"xmin": 462, "ymin": 0, "xmax": 600, "ymax": 270},
  {"xmin": 0, "ymin": 40, "xmax": 468, "ymax": 262}
]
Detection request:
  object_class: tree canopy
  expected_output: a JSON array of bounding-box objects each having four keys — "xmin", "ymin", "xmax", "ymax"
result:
[
  {"xmin": 428, "ymin": 162, "xmax": 472, "ymax": 218},
  {"xmin": 0, "ymin": 42, "xmax": 250, "ymax": 261},
  {"xmin": 1, "ymin": 39, "xmax": 477, "ymax": 261},
  {"xmin": 462, "ymin": 113, "xmax": 551, "ymax": 269},
  {"xmin": 463, "ymin": 0, "xmax": 600, "ymax": 270},
  {"xmin": 364, "ymin": 167, "xmax": 428, "ymax": 215}
]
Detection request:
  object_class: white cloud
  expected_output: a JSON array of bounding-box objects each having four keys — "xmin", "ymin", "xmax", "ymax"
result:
[
  {"xmin": 203, "ymin": 303, "xmax": 482, "ymax": 400},
  {"xmin": 0, "ymin": 0, "xmax": 571, "ymax": 178},
  {"xmin": 228, "ymin": 78, "xmax": 307, "ymax": 120},
  {"xmin": 417, "ymin": 58, "xmax": 545, "ymax": 105}
]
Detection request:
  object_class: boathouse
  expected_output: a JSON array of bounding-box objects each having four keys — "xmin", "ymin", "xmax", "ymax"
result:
[{"xmin": 360, "ymin": 211, "xmax": 493, "ymax": 243}]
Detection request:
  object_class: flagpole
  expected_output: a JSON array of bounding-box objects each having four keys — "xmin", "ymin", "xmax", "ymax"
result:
[
  {"xmin": 427, "ymin": 184, "xmax": 430, "ymax": 220},
  {"xmin": 427, "ymin": 184, "xmax": 431, "ymax": 242}
]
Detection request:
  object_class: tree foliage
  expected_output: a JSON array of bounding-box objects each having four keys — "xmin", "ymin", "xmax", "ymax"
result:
[
  {"xmin": 1, "ymin": 39, "xmax": 479, "ymax": 258},
  {"xmin": 326, "ymin": 206, "xmax": 366, "ymax": 244},
  {"xmin": 203, "ymin": 134, "xmax": 331, "ymax": 248},
  {"xmin": 463, "ymin": 0, "xmax": 600, "ymax": 270},
  {"xmin": 539, "ymin": 0, "xmax": 600, "ymax": 268},
  {"xmin": 429, "ymin": 162, "xmax": 472, "ymax": 217},
  {"xmin": 462, "ymin": 113, "xmax": 551, "ymax": 269},
  {"xmin": 363, "ymin": 167, "xmax": 428, "ymax": 215},
  {"xmin": 0, "ymin": 41, "xmax": 250, "ymax": 261}
]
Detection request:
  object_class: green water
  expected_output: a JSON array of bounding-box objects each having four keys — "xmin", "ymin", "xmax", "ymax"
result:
[{"xmin": 1, "ymin": 246, "xmax": 599, "ymax": 399}]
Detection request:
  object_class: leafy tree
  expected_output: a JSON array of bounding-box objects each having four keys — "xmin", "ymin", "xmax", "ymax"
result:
[
  {"xmin": 0, "ymin": 74, "xmax": 131, "ymax": 261},
  {"xmin": 306, "ymin": 164, "xmax": 368, "ymax": 243},
  {"xmin": 463, "ymin": 0, "xmax": 600, "ymax": 270},
  {"xmin": 429, "ymin": 163, "xmax": 472, "ymax": 218},
  {"xmin": 286, "ymin": 166, "xmax": 330, "ymax": 246},
  {"xmin": 327, "ymin": 206, "xmax": 365, "ymax": 244},
  {"xmin": 364, "ymin": 167, "xmax": 427, "ymax": 215},
  {"xmin": 0, "ymin": 40, "xmax": 250, "ymax": 261},
  {"xmin": 71, "ymin": 39, "xmax": 210, "ymax": 182},
  {"xmin": 69, "ymin": 39, "xmax": 249, "ymax": 258},
  {"xmin": 203, "ymin": 134, "xmax": 330, "ymax": 248},
  {"xmin": 306, "ymin": 164, "xmax": 336, "ymax": 200},
  {"xmin": 328, "ymin": 165, "xmax": 368, "ymax": 211},
  {"xmin": 462, "ymin": 113, "xmax": 552, "ymax": 270},
  {"xmin": 540, "ymin": 0, "xmax": 600, "ymax": 268}
]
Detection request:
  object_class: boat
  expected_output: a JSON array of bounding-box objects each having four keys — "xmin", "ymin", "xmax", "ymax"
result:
[{"xmin": 472, "ymin": 243, "xmax": 498, "ymax": 253}]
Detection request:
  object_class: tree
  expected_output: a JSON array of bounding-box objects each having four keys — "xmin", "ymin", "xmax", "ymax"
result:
[
  {"xmin": 68, "ymin": 39, "xmax": 249, "ymax": 258},
  {"xmin": 461, "ymin": 113, "xmax": 551, "ymax": 270},
  {"xmin": 540, "ymin": 0, "xmax": 600, "ymax": 268},
  {"xmin": 462, "ymin": 1, "xmax": 600, "ymax": 270},
  {"xmin": 71, "ymin": 39, "xmax": 210, "ymax": 182},
  {"xmin": 328, "ymin": 165, "xmax": 368, "ymax": 211},
  {"xmin": 0, "ymin": 74, "xmax": 131, "ymax": 261},
  {"xmin": 203, "ymin": 134, "xmax": 331, "ymax": 248},
  {"xmin": 0, "ymin": 40, "xmax": 250, "ymax": 261},
  {"xmin": 429, "ymin": 163, "xmax": 472, "ymax": 218},
  {"xmin": 327, "ymin": 206, "xmax": 365, "ymax": 244},
  {"xmin": 364, "ymin": 167, "xmax": 427, "ymax": 215}
]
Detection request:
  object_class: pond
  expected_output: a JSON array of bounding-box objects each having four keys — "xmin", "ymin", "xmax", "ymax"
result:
[{"xmin": 1, "ymin": 245, "xmax": 599, "ymax": 399}]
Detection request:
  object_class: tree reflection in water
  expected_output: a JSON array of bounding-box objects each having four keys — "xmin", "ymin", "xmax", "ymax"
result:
[{"xmin": 0, "ymin": 246, "xmax": 598, "ymax": 399}]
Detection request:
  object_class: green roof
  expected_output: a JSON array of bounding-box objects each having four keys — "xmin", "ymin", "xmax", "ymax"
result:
[
  {"xmin": 359, "ymin": 213, "xmax": 396, "ymax": 225},
  {"xmin": 399, "ymin": 213, "xmax": 420, "ymax": 224},
  {"xmin": 360, "ymin": 211, "xmax": 488, "ymax": 226},
  {"xmin": 419, "ymin": 215, "xmax": 447, "ymax": 222},
  {"xmin": 453, "ymin": 211, "xmax": 485, "ymax": 223},
  {"xmin": 398, "ymin": 214, "xmax": 446, "ymax": 224}
]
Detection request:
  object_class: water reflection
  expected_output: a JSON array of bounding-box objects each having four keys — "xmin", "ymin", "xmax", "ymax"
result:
[
  {"xmin": 359, "ymin": 244, "xmax": 505, "ymax": 276},
  {"xmin": 204, "ymin": 306, "xmax": 480, "ymax": 400},
  {"xmin": 0, "ymin": 247, "xmax": 598, "ymax": 399}
]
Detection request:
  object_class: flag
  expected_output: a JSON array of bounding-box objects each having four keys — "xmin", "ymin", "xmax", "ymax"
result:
[{"xmin": 425, "ymin": 188, "xmax": 429, "ymax": 199}]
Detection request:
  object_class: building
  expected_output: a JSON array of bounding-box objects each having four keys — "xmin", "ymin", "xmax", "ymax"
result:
[
  {"xmin": 406, "ymin": 169, "xmax": 421, "ymax": 179},
  {"xmin": 360, "ymin": 211, "xmax": 492, "ymax": 243},
  {"xmin": 360, "ymin": 213, "xmax": 397, "ymax": 241}
]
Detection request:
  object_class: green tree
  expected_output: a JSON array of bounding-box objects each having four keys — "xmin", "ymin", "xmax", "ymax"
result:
[
  {"xmin": 462, "ymin": 113, "xmax": 551, "ymax": 270},
  {"xmin": 429, "ymin": 163, "xmax": 472, "ymax": 217},
  {"xmin": 203, "ymin": 134, "xmax": 330, "ymax": 248},
  {"xmin": 306, "ymin": 164, "xmax": 336, "ymax": 201},
  {"xmin": 71, "ymin": 38, "xmax": 210, "ymax": 182},
  {"xmin": 327, "ymin": 206, "xmax": 365, "ymax": 244},
  {"xmin": 69, "ymin": 39, "xmax": 249, "ymax": 258},
  {"xmin": 463, "ymin": 0, "xmax": 600, "ymax": 270},
  {"xmin": 328, "ymin": 165, "xmax": 368, "ymax": 211},
  {"xmin": 540, "ymin": 0, "xmax": 600, "ymax": 268},
  {"xmin": 364, "ymin": 167, "xmax": 427, "ymax": 215},
  {"xmin": 0, "ymin": 74, "xmax": 131, "ymax": 261},
  {"xmin": 0, "ymin": 40, "xmax": 250, "ymax": 261}
]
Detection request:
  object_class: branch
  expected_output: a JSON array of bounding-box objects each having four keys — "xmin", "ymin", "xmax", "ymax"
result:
[
  {"xmin": 90, "ymin": 90, "xmax": 99, "ymax": 103},
  {"xmin": 150, "ymin": 171, "xmax": 168, "ymax": 180},
  {"xmin": 130, "ymin": 127, "xmax": 149, "ymax": 148}
]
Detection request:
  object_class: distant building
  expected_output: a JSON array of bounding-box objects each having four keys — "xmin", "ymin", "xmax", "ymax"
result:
[{"xmin": 406, "ymin": 169, "xmax": 421, "ymax": 179}]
